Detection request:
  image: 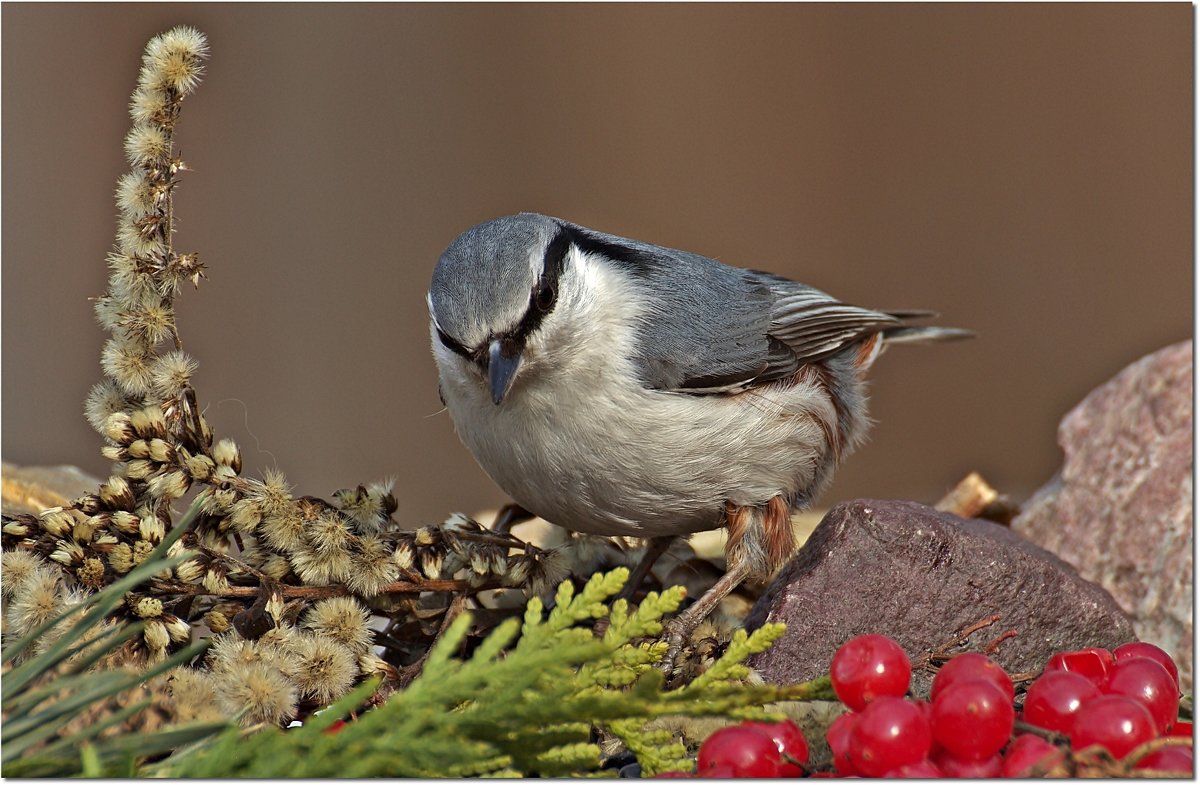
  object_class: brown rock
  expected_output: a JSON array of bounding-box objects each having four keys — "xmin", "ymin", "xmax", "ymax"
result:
[
  {"xmin": 745, "ymin": 499, "xmax": 1134, "ymax": 696},
  {"xmin": 1013, "ymin": 340, "xmax": 1193, "ymax": 691},
  {"xmin": 2, "ymin": 462, "xmax": 102, "ymax": 514}
]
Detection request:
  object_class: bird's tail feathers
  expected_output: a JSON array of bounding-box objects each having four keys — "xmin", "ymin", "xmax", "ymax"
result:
[{"xmin": 881, "ymin": 324, "xmax": 975, "ymax": 345}]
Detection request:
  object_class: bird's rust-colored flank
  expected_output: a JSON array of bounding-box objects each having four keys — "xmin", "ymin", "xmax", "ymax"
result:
[{"xmin": 724, "ymin": 495, "xmax": 796, "ymax": 577}]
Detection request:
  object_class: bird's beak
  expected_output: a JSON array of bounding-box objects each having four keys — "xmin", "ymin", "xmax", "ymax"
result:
[{"xmin": 487, "ymin": 338, "xmax": 523, "ymax": 405}]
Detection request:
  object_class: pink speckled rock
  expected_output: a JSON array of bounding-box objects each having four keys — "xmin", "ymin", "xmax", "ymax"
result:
[{"xmin": 1014, "ymin": 340, "xmax": 1193, "ymax": 691}]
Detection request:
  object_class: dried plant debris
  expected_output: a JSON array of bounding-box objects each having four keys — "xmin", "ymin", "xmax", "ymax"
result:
[{"xmin": 3, "ymin": 25, "xmax": 738, "ymax": 743}]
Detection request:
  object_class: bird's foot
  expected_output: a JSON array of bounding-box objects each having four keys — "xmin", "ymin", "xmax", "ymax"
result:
[{"xmin": 654, "ymin": 563, "xmax": 750, "ymax": 681}]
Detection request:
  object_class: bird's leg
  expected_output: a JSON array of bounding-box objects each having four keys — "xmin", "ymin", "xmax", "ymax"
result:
[
  {"xmin": 658, "ymin": 560, "xmax": 750, "ymax": 675},
  {"xmin": 617, "ymin": 535, "xmax": 677, "ymax": 602},
  {"xmin": 491, "ymin": 502, "xmax": 534, "ymax": 534},
  {"xmin": 657, "ymin": 496, "xmax": 795, "ymax": 677}
]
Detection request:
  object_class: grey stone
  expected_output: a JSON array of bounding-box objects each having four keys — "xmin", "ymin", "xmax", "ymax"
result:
[
  {"xmin": 745, "ymin": 499, "xmax": 1135, "ymax": 696},
  {"xmin": 1014, "ymin": 340, "xmax": 1193, "ymax": 692}
]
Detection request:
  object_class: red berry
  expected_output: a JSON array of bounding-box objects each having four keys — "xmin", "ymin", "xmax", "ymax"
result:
[
  {"xmin": 930, "ymin": 678, "xmax": 1015, "ymax": 761},
  {"xmin": 1069, "ymin": 694, "xmax": 1158, "ymax": 759},
  {"xmin": 1170, "ymin": 720, "xmax": 1193, "ymax": 738},
  {"xmin": 930, "ymin": 651, "xmax": 1015, "ymax": 703},
  {"xmin": 882, "ymin": 759, "xmax": 942, "ymax": 777},
  {"xmin": 932, "ymin": 749, "xmax": 1002, "ymax": 777},
  {"xmin": 740, "ymin": 720, "xmax": 809, "ymax": 775},
  {"xmin": 1045, "ymin": 648, "xmax": 1114, "ymax": 689},
  {"xmin": 698, "ymin": 725, "xmax": 782, "ymax": 777},
  {"xmin": 831, "ymin": 634, "xmax": 912, "ymax": 711},
  {"xmin": 911, "ymin": 700, "xmax": 942, "ymax": 757},
  {"xmin": 322, "ymin": 719, "xmax": 347, "ymax": 735},
  {"xmin": 826, "ymin": 711, "xmax": 860, "ymax": 776},
  {"xmin": 1104, "ymin": 656, "xmax": 1180, "ymax": 734},
  {"xmin": 848, "ymin": 697, "xmax": 932, "ymax": 777},
  {"xmin": 1135, "ymin": 745, "xmax": 1194, "ymax": 774},
  {"xmin": 1023, "ymin": 670, "xmax": 1101, "ymax": 735},
  {"xmin": 697, "ymin": 764, "xmax": 737, "ymax": 778},
  {"xmin": 1114, "ymin": 641, "xmax": 1180, "ymax": 688},
  {"xmin": 1001, "ymin": 733, "xmax": 1067, "ymax": 777}
]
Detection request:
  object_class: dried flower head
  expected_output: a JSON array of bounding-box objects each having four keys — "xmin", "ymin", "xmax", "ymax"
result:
[
  {"xmin": 345, "ymin": 535, "xmax": 399, "ymax": 597},
  {"xmin": 124, "ymin": 123, "xmax": 170, "ymax": 166},
  {"xmin": 139, "ymin": 513, "xmax": 166, "ymax": 543},
  {"xmin": 212, "ymin": 438, "xmax": 242, "ymax": 472},
  {"xmin": 208, "ymin": 631, "xmax": 287, "ymax": 674},
  {"xmin": 214, "ymin": 661, "xmax": 297, "ymax": 726},
  {"xmin": 226, "ymin": 499, "xmax": 263, "ymax": 534},
  {"xmin": 250, "ymin": 468, "xmax": 294, "ymax": 518},
  {"xmin": 101, "ymin": 335, "xmax": 155, "ymax": 397},
  {"xmin": 285, "ymin": 632, "xmax": 357, "ymax": 705},
  {"xmin": 6, "ymin": 567, "xmax": 62, "ymax": 637},
  {"xmin": 1, "ymin": 550, "xmax": 50, "ymax": 600},
  {"xmin": 149, "ymin": 350, "xmax": 197, "ymax": 397},
  {"xmin": 259, "ymin": 553, "xmax": 291, "ymax": 581},
  {"xmin": 165, "ymin": 615, "xmax": 192, "ymax": 643},
  {"xmin": 288, "ymin": 543, "xmax": 350, "ymax": 586},
  {"xmin": 147, "ymin": 469, "xmax": 190, "ymax": 502},
  {"xmin": 99, "ymin": 475, "xmax": 136, "ymax": 511},
  {"xmin": 141, "ymin": 26, "xmax": 209, "ymax": 96},
  {"xmin": 200, "ymin": 486, "xmax": 237, "ymax": 517},
  {"xmin": 420, "ymin": 551, "xmax": 444, "ymax": 581},
  {"xmin": 129, "ymin": 86, "xmax": 170, "ymax": 126},
  {"xmin": 392, "ymin": 541, "xmax": 414, "ymax": 572},
  {"xmin": 38, "ymin": 507, "xmax": 74, "ymax": 538},
  {"xmin": 144, "ymin": 619, "xmax": 171, "ymax": 651},
  {"xmin": 118, "ymin": 302, "xmax": 175, "ymax": 347},
  {"xmin": 107, "ymin": 542, "xmax": 135, "ymax": 574},
  {"xmin": 175, "ymin": 557, "xmax": 205, "ymax": 583},
  {"xmin": 84, "ymin": 380, "xmax": 130, "ymax": 434},
  {"xmin": 333, "ymin": 479, "xmax": 396, "ymax": 535},
  {"xmin": 115, "ymin": 171, "xmax": 157, "ymax": 218},
  {"xmin": 527, "ymin": 548, "xmax": 572, "ymax": 596},
  {"xmin": 259, "ymin": 508, "xmax": 305, "ymax": 554},
  {"xmin": 132, "ymin": 539, "xmax": 155, "ymax": 566},
  {"xmin": 135, "ymin": 596, "xmax": 164, "ymax": 618},
  {"xmin": 204, "ymin": 608, "xmax": 230, "ymax": 634},
  {"xmin": 77, "ymin": 557, "xmax": 107, "ymax": 588},
  {"xmin": 303, "ymin": 596, "xmax": 373, "ymax": 656},
  {"xmin": 50, "ymin": 539, "xmax": 85, "ymax": 566},
  {"xmin": 168, "ymin": 668, "xmax": 224, "ymax": 724},
  {"xmin": 202, "ymin": 566, "xmax": 230, "ymax": 595},
  {"xmin": 309, "ymin": 511, "xmax": 353, "ymax": 556},
  {"xmin": 129, "ymin": 404, "xmax": 168, "ymax": 439}
]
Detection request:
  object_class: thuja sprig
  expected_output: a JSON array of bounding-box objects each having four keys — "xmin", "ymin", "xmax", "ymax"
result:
[{"xmin": 155, "ymin": 569, "xmax": 825, "ymax": 778}]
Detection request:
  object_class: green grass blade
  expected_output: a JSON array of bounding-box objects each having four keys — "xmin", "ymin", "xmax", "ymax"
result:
[{"xmin": 2, "ymin": 639, "xmax": 208, "ymax": 761}]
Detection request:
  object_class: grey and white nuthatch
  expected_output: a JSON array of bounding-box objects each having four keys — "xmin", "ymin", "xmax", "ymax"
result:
[{"xmin": 428, "ymin": 213, "xmax": 969, "ymax": 662}]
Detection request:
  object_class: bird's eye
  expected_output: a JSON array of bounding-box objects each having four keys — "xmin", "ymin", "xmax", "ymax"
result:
[{"xmin": 533, "ymin": 280, "xmax": 557, "ymax": 313}]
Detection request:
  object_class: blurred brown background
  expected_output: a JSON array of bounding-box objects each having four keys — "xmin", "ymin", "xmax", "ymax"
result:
[{"xmin": 2, "ymin": 4, "xmax": 1192, "ymax": 527}]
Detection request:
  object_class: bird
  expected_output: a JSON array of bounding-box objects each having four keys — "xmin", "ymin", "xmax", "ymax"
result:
[{"xmin": 427, "ymin": 212, "xmax": 970, "ymax": 669}]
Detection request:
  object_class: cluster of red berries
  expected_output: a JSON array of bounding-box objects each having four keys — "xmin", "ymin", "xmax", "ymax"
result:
[
  {"xmin": 655, "ymin": 634, "xmax": 1190, "ymax": 778},
  {"xmin": 824, "ymin": 634, "xmax": 1192, "ymax": 777},
  {"xmin": 656, "ymin": 719, "xmax": 811, "ymax": 778}
]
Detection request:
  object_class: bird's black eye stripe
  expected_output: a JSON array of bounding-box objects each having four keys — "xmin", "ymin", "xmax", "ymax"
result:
[
  {"xmin": 511, "ymin": 226, "xmax": 571, "ymax": 339},
  {"xmin": 436, "ymin": 326, "xmax": 472, "ymax": 359}
]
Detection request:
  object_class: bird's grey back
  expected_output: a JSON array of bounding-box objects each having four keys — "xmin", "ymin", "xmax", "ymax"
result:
[{"xmin": 553, "ymin": 218, "xmax": 910, "ymax": 393}]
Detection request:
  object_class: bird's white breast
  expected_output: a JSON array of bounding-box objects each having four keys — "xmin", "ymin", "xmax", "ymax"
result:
[{"xmin": 432, "ymin": 251, "xmax": 844, "ymax": 538}]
